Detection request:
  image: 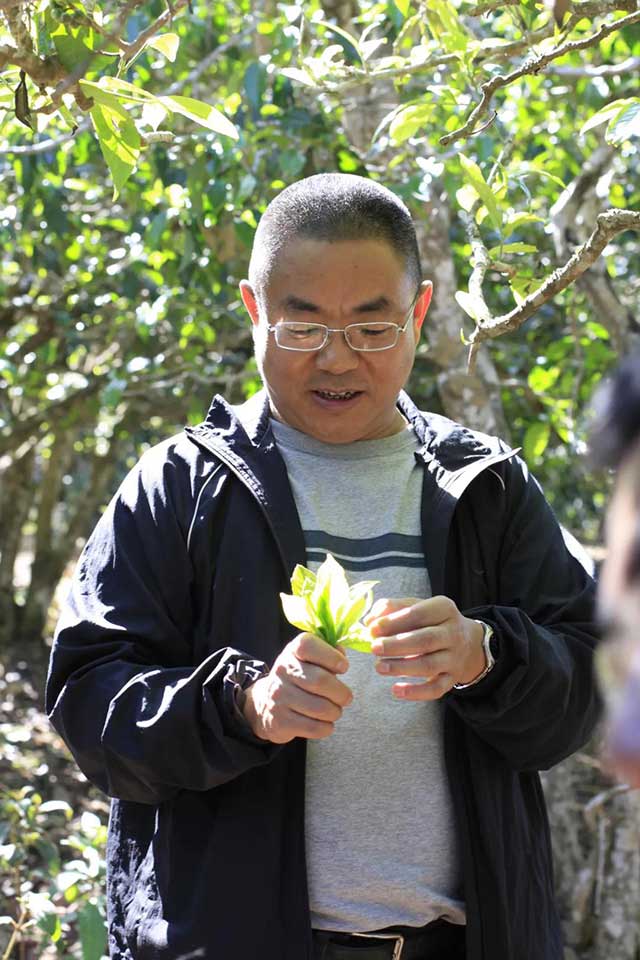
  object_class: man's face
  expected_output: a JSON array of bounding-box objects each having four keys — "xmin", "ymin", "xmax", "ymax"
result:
[{"xmin": 240, "ymin": 238, "xmax": 432, "ymax": 444}]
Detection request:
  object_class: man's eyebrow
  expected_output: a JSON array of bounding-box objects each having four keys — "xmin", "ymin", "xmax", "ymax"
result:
[
  {"xmin": 281, "ymin": 294, "xmax": 393, "ymax": 312},
  {"xmin": 282, "ymin": 295, "xmax": 320, "ymax": 311},
  {"xmin": 353, "ymin": 295, "xmax": 391, "ymax": 313}
]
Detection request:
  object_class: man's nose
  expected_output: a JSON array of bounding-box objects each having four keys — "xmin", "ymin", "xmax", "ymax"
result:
[{"xmin": 315, "ymin": 329, "xmax": 360, "ymax": 374}]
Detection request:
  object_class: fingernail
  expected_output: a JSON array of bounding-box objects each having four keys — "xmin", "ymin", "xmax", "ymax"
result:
[
  {"xmin": 376, "ymin": 659, "xmax": 390, "ymax": 673},
  {"xmin": 370, "ymin": 640, "xmax": 384, "ymax": 655}
]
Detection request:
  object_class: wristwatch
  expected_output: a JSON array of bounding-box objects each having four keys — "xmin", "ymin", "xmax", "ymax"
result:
[{"xmin": 452, "ymin": 621, "xmax": 496, "ymax": 690}]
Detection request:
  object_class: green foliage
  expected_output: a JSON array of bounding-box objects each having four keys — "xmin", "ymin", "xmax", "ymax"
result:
[
  {"xmin": 581, "ymin": 96, "xmax": 640, "ymax": 146},
  {"xmin": 281, "ymin": 554, "xmax": 378, "ymax": 652},
  {"xmin": 0, "ymin": 786, "xmax": 107, "ymax": 958}
]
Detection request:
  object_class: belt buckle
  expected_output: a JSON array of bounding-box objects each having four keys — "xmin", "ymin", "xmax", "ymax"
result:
[{"xmin": 349, "ymin": 931, "xmax": 405, "ymax": 960}]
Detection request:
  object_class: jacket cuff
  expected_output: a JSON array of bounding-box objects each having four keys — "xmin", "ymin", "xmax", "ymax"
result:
[{"xmin": 221, "ymin": 657, "xmax": 272, "ymax": 746}]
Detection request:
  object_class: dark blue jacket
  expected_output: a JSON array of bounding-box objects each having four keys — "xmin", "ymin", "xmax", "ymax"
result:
[{"xmin": 46, "ymin": 390, "xmax": 600, "ymax": 960}]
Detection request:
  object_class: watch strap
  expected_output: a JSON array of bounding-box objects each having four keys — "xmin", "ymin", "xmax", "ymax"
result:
[{"xmin": 452, "ymin": 620, "xmax": 495, "ymax": 690}]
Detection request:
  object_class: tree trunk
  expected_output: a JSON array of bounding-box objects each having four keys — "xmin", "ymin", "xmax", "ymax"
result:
[
  {"xmin": 542, "ymin": 739, "xmax": 640, "ymax": 960},
  {"xmin": 20, "ymin": 439, "xmax": 126, "ymax": 647},
  {"xmin": 336, "ymin": 75, "xmax": 510, "ymax": 437},
  {"xmin": 20, "ymin": 431, "xmax": 73, "ymax": 645},
  {"xmin": 0, "ymin": 447, "xmax": 35, "ymax": 647},
  {"xmin": 414, "ymin": 188, "xmax": 510, "ymax": 438}
]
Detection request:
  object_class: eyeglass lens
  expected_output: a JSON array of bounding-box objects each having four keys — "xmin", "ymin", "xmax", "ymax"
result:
[{"xmin": 275, "ymin": 322, "xmax": 400, "ymax": 352}]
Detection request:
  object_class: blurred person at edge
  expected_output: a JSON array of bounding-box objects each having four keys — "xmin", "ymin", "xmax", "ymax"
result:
[
  {"xmin": 591, "ymin": 351, "xmax": 640, "ymax": 788},
  {"xmin": 46, "ymin": 174, "xmax": 600, "ymax": 960}
]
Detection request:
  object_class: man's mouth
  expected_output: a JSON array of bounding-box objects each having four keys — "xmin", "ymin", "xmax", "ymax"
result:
[{"xmin": 313, "ymin": 389, "xmax": 362, "ymax": 402}]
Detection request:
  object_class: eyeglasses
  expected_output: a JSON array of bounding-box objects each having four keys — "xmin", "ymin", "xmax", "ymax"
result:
[{"xmin": 265, "ymin": 295, "xmax": 420, "ymax": 353}]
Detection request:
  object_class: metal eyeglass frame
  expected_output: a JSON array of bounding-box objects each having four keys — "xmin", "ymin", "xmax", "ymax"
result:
[{"xmin": 265, "ymin": 290, "xmax": 422, "ymax": 353}]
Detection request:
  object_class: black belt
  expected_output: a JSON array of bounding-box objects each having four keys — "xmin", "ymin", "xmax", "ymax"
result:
[{"xmin": 312, "ymin": 919, "xmax": 465, "ymax": 960}]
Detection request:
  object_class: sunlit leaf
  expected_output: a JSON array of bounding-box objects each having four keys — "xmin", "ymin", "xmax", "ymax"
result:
[
  {"xmin": 455, "ymin": 290, "xmax": 487, "ymax": 323},
  {"xmin": 291, "ymin": 564, "xmax": 317, "ymax": 597},
  {"xmin": 280, "ymin": 67, "xmax": 316, "ymax": 87},
  {"xmin": 488, "ymin": 242, "xmax": 537, "ymax": 257},
  {"xmin": 158, "ymin": 95, "xmax": 238, "ymax": 139},
  {"xmin": 389, "ymin": 101, "xmax": 432, "ymax": 144},
  {"xmin": 146, "ymin": 33, "xmax": 180, "ymax": 62},
  {"xmin": 580, "ymin": 98, "xmax": 633, "ymax": 137},
  {"xmin": 279, "ymin": 593, "xmax": 315, "ymax": 633},
  {"xmin": 281, "ymin": 554, "xmax": 378, "ymax": 652},
  {"xmin": 606, "ymin": 98, "xmax": 640, "ymax": 145},
  {"xmin": 89, "ymin": 104, "xmax": 141, "ymax": 200},
  {"xmin": 523, "ymin": 421, "xmax": 551, "ymax": 461},
  {"xmin": 459, "ymin": 154, "xmax": 502, "ymax": 232}
]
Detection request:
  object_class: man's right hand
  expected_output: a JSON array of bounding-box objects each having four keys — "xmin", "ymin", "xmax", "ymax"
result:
[{"xmin": 242, "ymin": 633, "xmax": 353, "ymax": 743}]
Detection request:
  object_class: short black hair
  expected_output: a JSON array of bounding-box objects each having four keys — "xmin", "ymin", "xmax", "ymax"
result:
[
  {"xmin": 248, "ymin": 173, "xmax": 422, "ymax": 301},
  {"xmin": 590, "ymin": 352, "xmax": 640, "ymax": 472}
]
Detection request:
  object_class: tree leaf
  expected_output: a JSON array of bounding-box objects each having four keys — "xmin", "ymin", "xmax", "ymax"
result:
[
  {"xmin": 81, "ymin": 77, "xmax": 155, "ymax": 105},
  {"xmin": 341, "ymin": 623, "xmax": 373, "ymax": 653},
  {"xmin": 606, "ymin": 97, "xmax": 640, "ymax": 146},
  {"xmin": 80, "ymin": 83, "xmax": 133, "ymax": 118},
  {"xmin": 389, "ymin": 101, "xmax": 432, "ymax": 144},
  {"xmin": 523, "ymin": 421, "xmax": 551, "ymax": 461},
  {"xmin": 580, "ymin": 98, "xmax": 630, "ymax": 137},
  {"xmin": 459, "ymin": 154, "xmax": 502, "ymax": 232},
  {"xmin": 146, "ymin": 33, "xmax": 180, "ymax": 63},
  {"xmin": 158, "ymin": 95, "xmax": 238, "ymax": 139},
  {"xmin": 290, "ymin": 564, "xmax": 317, "ymax": 597},
  {"xmin": 279, "ymin": 67, "xmax": 316, "ymax": 87},
  {"xmin": 316, "ymin": 20, "xmax": 362, "ymax": 63},
  {"xmin": 455, "ymin": 290, "xmax": 487, "ymax": 322},
  {"xmin": 280, "ymin": 593, "xmax": 316, "ymax": 633},
  {"xmin": 77, "ymin": 902, "xmax": 107, "ymax": 960},
  {"xmin": 488, "ymin": 242, "xmax": 537, "ymax": 256},
  {"xmin": 90, "ymin": 104, "xmax": 141, "ymax": 200}
]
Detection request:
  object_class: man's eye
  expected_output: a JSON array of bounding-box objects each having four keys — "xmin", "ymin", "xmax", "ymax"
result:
[
  {"xmin": 361, "ymin": 326, "xmax": 387, "ymax": 337},
  {"xmin": 358, "ymin": 323, "xmax": 395, "ymax": 337},
  {"xmin": 286, "ymin": 325, "xmax": 320, "ymax": 338}
]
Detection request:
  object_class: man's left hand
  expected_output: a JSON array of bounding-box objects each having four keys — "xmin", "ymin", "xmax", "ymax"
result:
[{"xmin": 365, "ymin": 596, "xmax": 486, "ymax": 700}]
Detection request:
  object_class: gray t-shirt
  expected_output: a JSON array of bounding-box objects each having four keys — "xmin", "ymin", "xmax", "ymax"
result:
[{"xmin": 271, "ymin": 417, "xmax": 466, "ymax": 933}]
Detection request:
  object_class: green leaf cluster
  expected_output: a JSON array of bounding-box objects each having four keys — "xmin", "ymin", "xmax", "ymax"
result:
[{"xmin": 280, "ymin": 554, "xmax": 378, "ymax": 653}]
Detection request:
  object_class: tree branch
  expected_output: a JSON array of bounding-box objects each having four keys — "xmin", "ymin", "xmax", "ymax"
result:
[
  {"xmin": 0, "ymin": 25, "xmax": 251, "ymax": 157},
  {"xmin": 466, "ymin": 209, "xmax": 640, "ymax": 368},
  {"xmin": 119, "ymin": 0, "xmax": 191, "ymax": 65},
  {"xmin": 441, "ymin": 8, "xmax": 640, "ymax": 147},
  {"xmin": 0, "ymin": 44, "xmax": 66, "ymax": 87},
  {"xmin": 550, "ymin": 54, "xmax": 640, "ymax": 77}
]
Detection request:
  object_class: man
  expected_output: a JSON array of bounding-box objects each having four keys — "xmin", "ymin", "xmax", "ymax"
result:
[
  {"xmin": 46, "ymin": 173, "xmax": 600, "ymax": 960},
  {"xmin": 590, "ymin": 352, "xmax": 640, "ymax": 788}
]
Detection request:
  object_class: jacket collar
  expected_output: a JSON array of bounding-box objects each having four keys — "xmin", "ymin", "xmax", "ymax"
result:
[
  {"xmin": 185, "ymin": 391, "xmax": 307, "ymax": 579},
  {"xmin": 185, "ymin": 389, "xmax": 518, "ymax": 587},
  {"xmin": 192, "ymin": 388, "xmax": 516, "ymax": 484}
]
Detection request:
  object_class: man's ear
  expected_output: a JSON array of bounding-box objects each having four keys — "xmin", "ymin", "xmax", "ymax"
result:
[
  {"xmin": 413, "ymin": 280, "xmax": 433, "ymax": 334},
  {"xmin": 239, "ymin": 280, "xmax": 260, "ymax": 326}
]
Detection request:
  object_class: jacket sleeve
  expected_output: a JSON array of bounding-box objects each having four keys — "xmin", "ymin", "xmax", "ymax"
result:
[
  {"xmin": 45, "ymin": 443, "xmax": 280, "ymax": 805},
  {"xmin": 448, "ymin": 452, "xmax": 602, "ymax": 772}
]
